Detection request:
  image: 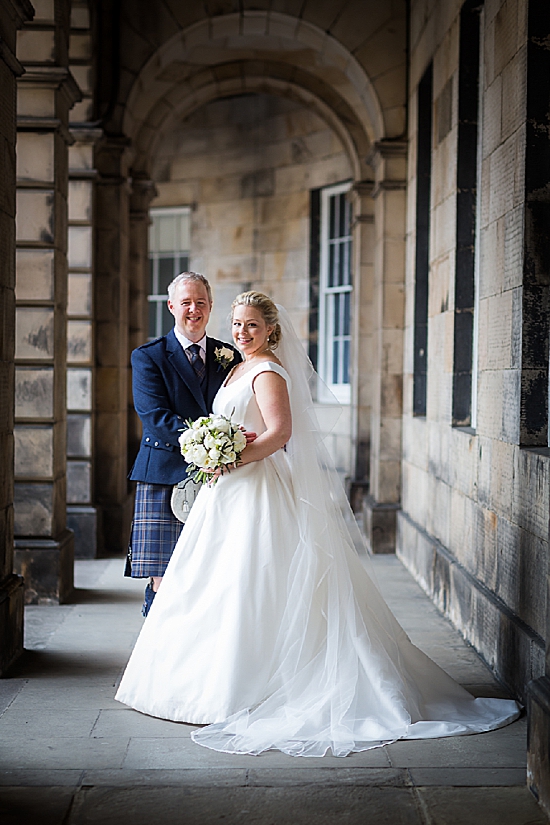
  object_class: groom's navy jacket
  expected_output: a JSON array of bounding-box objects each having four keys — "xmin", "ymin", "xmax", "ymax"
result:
[{"xmin": 129, "ymin": 330, "xmax": 241, "ymax": 486}]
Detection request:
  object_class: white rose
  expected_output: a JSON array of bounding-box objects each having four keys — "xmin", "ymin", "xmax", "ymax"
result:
[
  {"xmin": 204, "ymin": 433, "xmax": 216, "ymax": 449},
  {"xmin": 209, "ymin": 448, "xmax": 221, "ymax": 461},
  {"xmin": 178, "ymin": 429, "xmax": 194, "ymax": 446},
  {"xmin": 233, "ymin": 430, "xmax": 247, "ymax": 451},
  {"xmin": 190, "ymin": 445, "xmax": 207, "ymax": 465},
  {"xmin": 221, "ymin": 450, "xmax": 236, "ymax": 464},
  {"xmin": 211, "ymin": 416, "xmax": 231, "ymax": 434}
]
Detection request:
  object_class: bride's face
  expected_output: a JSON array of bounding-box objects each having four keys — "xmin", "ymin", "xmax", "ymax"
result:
[{"xmin": 232, "ymin": 305, "xmax": 274, "ymax": 358}]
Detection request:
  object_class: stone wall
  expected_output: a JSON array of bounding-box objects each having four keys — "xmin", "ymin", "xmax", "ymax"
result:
[{"xmin": 399, "ymin": 0, "xmax": 547, "ymax": 702}]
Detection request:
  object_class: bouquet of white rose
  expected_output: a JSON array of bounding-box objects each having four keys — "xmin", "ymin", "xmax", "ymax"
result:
[{"xmin": 178, "ymin": 412, "xmax": 247, "ymax": 485}]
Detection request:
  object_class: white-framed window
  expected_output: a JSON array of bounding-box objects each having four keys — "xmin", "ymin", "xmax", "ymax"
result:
[
  {"xmin": 148, "ymin": 207, "xmax": 191, "ymax": 340},
  {"xmin": 318, "ymin": 182, "xmax": 353, "ymax": 403}
]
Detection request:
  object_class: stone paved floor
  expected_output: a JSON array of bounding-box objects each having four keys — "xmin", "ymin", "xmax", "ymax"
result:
[{"xmin": 0, "ymin": 556, "xmax": 547, "ymax": 825}]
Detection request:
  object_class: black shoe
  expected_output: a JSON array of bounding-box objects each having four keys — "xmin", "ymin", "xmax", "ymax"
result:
[{"xmin": 142, "ymin": 581, "xmax": 156, "ymax": 617}]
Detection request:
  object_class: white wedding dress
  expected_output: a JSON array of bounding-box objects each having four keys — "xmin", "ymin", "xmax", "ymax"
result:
[{"xmin": 116, "ymin": 314, "xmax": 520, "ymax": 758}]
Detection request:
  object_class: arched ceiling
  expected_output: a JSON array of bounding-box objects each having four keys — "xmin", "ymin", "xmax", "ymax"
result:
[{"xmin": 119, "ymin": 11, "xmax": 406, "ymax": 180}]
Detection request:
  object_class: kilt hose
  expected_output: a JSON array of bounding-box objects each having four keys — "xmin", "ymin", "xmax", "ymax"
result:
[{"xmin": 128, "ymin": 482, "xmax": 183, "ymax": 578}]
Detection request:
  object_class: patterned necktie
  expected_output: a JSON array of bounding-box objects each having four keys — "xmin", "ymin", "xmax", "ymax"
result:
[{"xmin": 188, "ymin": 343, "xmax": 206, "ymax": 387}]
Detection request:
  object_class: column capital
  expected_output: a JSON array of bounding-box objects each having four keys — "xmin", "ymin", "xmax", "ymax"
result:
[
  {"xmin": 69, "ymin": 126, "xmax": 103, "ymax": 145},
  {"xmin": 366, "ymin": 140, "xmax": 407, "ymax": 199},
  {"xmin": 95, "ymin": 134, "xmax": 132, "ymax": 184},
  {"xmin": 350, "ymin": 179, "xmax": 375, "ymax": 198},
  {"xmin": 130, "ymin": 174, "xmax": 158, "ymax": 219}
]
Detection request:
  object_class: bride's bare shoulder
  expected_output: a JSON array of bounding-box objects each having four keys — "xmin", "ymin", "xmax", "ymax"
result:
[{"xmin": 261, "ymin": 354, "xmax": 284, "ymax": 368}]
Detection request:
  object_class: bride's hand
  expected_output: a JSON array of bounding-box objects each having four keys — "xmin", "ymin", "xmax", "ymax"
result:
[
  {"xmin": 242, "ymin": 428, "xmax": 257, "ymax": 444},
  {"xmin": 205, "ymin": 464, "xmax": 237, "ymax": 485}
]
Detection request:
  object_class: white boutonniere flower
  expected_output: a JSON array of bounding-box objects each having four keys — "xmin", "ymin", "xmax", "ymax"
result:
[{"xmin": 214, "ymin": 346, "xmax": 235, "ymax": 371}]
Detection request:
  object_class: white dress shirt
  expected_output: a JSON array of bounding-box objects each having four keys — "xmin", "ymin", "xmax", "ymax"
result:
[{"xmin": 173, "ymin": 328, "xmax": 206, "ymax": 364}]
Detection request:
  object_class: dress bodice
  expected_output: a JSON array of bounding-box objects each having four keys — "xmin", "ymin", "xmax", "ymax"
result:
[{"xmin": 213, "ymin": 361, "xmax": 290, "ymax": 435}]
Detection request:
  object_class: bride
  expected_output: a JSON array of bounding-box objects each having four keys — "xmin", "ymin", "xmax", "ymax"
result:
[{"xmin": 116, "ymin": 291, "xmax": 520, "ymax": 757}]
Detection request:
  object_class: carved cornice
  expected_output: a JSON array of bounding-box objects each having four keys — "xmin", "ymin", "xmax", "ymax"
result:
[
  {"xmin": 18, "ymin": 66, "xmax": 82, "ymax": 108},
  {"xmin": 69, "ymin": 126, "xmax": 103, "ymax": 145},
  {"xmin": 351, "ymin": 215, "xmax": 375, "ymax": 227},
  {"xmin": 351, "ymin": 179, "xmax": 375, "ymax": 197},
  {"xmin": 366, "ymin": 140, "xmax": 408, "ymax": 199},
  {"xmin": 367, "ymin": 139, "xmax": 408, "ymax": 164}
]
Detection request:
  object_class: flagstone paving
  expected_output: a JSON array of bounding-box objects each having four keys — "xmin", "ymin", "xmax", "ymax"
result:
[{"xmin": 0, "ymin": 556, "xmax": 546, "ymax": 824}]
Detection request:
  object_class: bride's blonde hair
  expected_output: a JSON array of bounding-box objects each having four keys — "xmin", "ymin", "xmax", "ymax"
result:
[{"xmin": 231, "ymin": 291, "xmax": 282, "ymax": 349}]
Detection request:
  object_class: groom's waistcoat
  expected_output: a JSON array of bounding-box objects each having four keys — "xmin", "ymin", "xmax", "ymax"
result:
[{"xmin": 129, "ymin": 330, "xmax": 240, "ymax": 485}]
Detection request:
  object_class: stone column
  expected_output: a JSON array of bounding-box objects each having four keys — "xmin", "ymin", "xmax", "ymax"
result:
[
  {"xmin": 128, "ymin": 174, "xmax": 157, "ymax": 465},
  {"xmin": 66, "ymin": 127, "xmax": 101, "ymax": 558},
  {"xmin": 13, "ymin": 0, "xmax": 80, "ymax": 604},
  {"xmin": 361, "ymin": 141, "xmax": 407, "ymax": 553},
  {"xmin": 94, "ymin": 135, "xmax": 133, "ymax": 556},
  {"xmin": 0, "ymin": 0, "xmax": 33, "ymax": 673},
  {"xmin": 65, "ymin": 0, "xmax": 101, "ymax": 558},
  {"xmin": 349, "ymin": 181, "xmax": 375, "ymax": 511}
]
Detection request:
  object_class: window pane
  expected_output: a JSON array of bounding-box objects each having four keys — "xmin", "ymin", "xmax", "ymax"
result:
[
  {"xmin": 149, "ymin": 258, "xmax": 155, "ymax": 295},
  {"xmin": 162, "ymin": 300, "xmax": 173, "ymax": 336},
  {"xmin": 334, "ymin": 293, "xmax": 341, "ymax": 335},
  {"xmin": 343, "ymin": 339, "xmax": 350, "ymax": 384},
  {"xmin": 339, "ymin": 193, "xmax": 347, "ymax": 237},
  {"xmin": 158, "ymin": 214, "xmax": 177, "ymax": 252},
  {"xmin": 344, "ymin": 240, "xmax": 352, "ymax": 285},
  {"xmin": 328, "ymin": 244, "xmax": 335, "ymax": 287},
  {"xmin": 177, "ymin": 254, "xmax": 189, "ymax": 274},
  {"xmin": 148, "ymin": 299, "xmax": 157, "ymax": 339},
  {"xmin": 344, "ymin": 292, "xmax": 351, "ymax": 335},
  {"xmin": 338, "ymin": 241, "xmax": 346, "ymax": 286},
  {"xmin": 159, "ymin": 256, "xmax": 174, "ymax": 296},
  {"xmin": 178, "ymin": 213, "xmax": 190, "ymax": 250},
  {"xmin": 333, "ymin": 340, "xmax": 339, "ymax": 384},
  {"xmin": 329, "ymin": 196, "xmax": 336, "ymax": 239}
]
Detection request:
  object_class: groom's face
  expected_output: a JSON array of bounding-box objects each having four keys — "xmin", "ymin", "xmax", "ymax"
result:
[{"xmin": 168, "ymin": 280, "xmax": 212, "ymax": 342}]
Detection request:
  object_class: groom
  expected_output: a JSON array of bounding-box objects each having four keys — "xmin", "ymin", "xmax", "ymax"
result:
[{"xmin": 126, "ymin": 271, "xmax": 241, "ymax": 615}]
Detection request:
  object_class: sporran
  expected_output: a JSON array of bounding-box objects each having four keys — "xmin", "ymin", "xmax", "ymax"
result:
[{"xmin": 171, "ymin": 477, "xmax": 202, "ymax": 523}]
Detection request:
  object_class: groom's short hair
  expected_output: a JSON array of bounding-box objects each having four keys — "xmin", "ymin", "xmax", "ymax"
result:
[{"xmin": 168, "ymin": 272, "xmax": 213, "ymax": 304}]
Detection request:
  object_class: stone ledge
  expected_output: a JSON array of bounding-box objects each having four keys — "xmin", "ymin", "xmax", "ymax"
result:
[
  {"xmin": 396, "ymin": 510, "xmax": 544, "ymax": 700},
  {"xmin": 14, "ymin": 528, "xmax": 74, "ymax": 605},
  {"xmin": 362, "ymin": 495, "xmax": 400, "ymax": 554}
]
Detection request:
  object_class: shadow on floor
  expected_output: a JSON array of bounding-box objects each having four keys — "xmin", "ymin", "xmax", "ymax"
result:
[
  {"xmin": 6, "ymin": 650, "xmax": 124, "ymax": 680},
  {"xmin": 68, "ymin": 587, "xmax": 141, "ymax": 605}
]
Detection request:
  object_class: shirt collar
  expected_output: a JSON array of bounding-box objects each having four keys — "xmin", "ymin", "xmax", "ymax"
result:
[{"xmin": 173, "ymin": 327, "xmax": 207, "ymax": 352}]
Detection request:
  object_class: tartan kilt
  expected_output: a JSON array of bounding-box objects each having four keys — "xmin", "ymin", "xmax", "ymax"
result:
[{"xmin": 128, "ymin": 482, "xmax": 183, "ymax": 577}]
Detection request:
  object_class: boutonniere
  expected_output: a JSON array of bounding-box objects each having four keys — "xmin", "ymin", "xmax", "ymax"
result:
[{"xmin": 214, "ymin": 346, "xmax": 235, "ymax": 371}]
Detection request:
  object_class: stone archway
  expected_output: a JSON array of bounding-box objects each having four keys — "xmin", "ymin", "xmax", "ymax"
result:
[{"xmin": 94, "ymin": 7, "xmax": 407, "ymax": 555}]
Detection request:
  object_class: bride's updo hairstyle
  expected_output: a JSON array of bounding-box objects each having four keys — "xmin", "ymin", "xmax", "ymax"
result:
[{"xmin": 231, "ymin": 291, "xmax": 282, "ymax": 349}]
